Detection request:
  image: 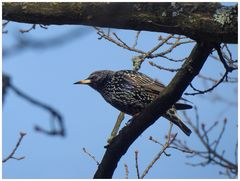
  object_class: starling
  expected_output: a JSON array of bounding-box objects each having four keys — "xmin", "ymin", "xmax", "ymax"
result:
[{"xmin": 74, "ymin": 70, "xmax": 192, "ymax": 136}]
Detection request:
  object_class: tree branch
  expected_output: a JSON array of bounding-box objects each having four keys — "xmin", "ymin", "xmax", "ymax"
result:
[
  {"xmin": 185, "ymin": 44, "xmax": 238, "ymax": 96},
  {"xmin": 174, "ymin": 110, "xmax": 238, "ymax": 178},
  {"xmin": 3, "ymin": 2, "xmax": 237, "ymax": 43},
  {"xmin": 93, "ymin": 42, "xmax": 214, "ymax": 178},
  {"xmin": 3, "ymin": 132, "xmax": 27, "ymax": 163},
  {"xmin": 9, "ymin": 83, "xmax": 65, "ymax": 137}
]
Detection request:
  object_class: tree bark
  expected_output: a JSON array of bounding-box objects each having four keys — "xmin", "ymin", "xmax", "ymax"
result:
[
  {"xmin": 3, "ymin": 2, "xmax": 237, "ymax": 44},
  {"xmin": 93, "ymin": 42, "xmax": 214, "ymax": 178},
  {"xmin": 2, "ymin": 2, "xmax": 235, "ymax": 178}
]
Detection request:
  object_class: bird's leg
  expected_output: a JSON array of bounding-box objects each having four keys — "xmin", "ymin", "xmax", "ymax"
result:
[{"xmin": 107, "ymin": 112, "xmax": 125, "ymax": 144}]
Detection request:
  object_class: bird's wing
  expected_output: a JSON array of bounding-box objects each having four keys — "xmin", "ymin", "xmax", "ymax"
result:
[
  {"xmin": 120, "ymin": 70, "xmax": 165, "ymax": 97},
  {"xmin": 119, "ymin": 71, "xmax": 193, "ymax": 110}
]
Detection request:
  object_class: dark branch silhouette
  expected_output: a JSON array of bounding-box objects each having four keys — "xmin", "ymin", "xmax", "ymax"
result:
[
  {"xmin": 8, "ymin": 81, "xmax": 65, "ymax": 137},
  {"xmin": 185, "ymin": 44, "xmax": 237, "ymax": 96},
  {"xmin": 3, "ymin": 132, "xmax": 27, "ymax": 163}
]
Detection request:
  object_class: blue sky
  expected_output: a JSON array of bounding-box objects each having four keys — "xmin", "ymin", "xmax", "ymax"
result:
[{"xmin": 2, "ymin": 5, "xmax": 237, "ymax": 179}]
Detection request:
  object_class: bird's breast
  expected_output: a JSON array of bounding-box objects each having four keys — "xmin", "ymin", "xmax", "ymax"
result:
[{"xmin": 99, "ymin": 82, "xmax": 154, "ymax": 115}]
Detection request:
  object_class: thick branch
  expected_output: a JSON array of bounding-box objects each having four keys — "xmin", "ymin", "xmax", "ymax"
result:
[
  {"xmin": 93, "ymin": 42, "xmax": 214, "ymax": 178},
  {"xmin": 3, "ymin": 2, "xmax": 237, "ymax": 43}
]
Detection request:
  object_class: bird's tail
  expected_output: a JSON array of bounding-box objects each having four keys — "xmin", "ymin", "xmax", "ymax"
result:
[{"xmin": 164, "ymin": 109, "xmax": 192, "ymax": 136}]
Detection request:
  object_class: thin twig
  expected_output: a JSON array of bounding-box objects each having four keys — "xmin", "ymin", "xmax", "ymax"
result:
[
  {"xmin": 141, "ymin": 123, "xmax": 176, "ymax": 178},
  {"xmin": 169, "ymin": 145, "xmax": 194, "ymax": 154},
  {"xmin": 112, "ymin": 32, "xmax": 131, "ymax": 49},
  {"xmin": 194, "ymin": 106, "xmax": 200, "ymax": 130},
  {"xmin": 153, "ymin": 40, "xmax": 194, "ymax": 57},
  {"xmin": 149, "ymin": 61, "xmax": 181, "ymax": 72},
  {"xmin": 223, "ymin": 44, "xmax": 233, "ymax": 63},
  {"xmin": 178, "ymin": 109, "xmax": 238, "ymax": 177},
  {"xmin": 3, "ymin": 132, "xmax": 27, "ymax": 163},
  {"xmin": 213, "ymin": 118, "xmax": 227, "ymax": 151},
  {"xmin": 140, "ymin": 133, "xmax": 177, "ymax": 178},
  {"xmin": 204, "ymin": 121, "xmax": 219, "ymax": 137},
  {"xmin": 171, "ymin": 138, "xmax": 195, "ymax": 154},
  {"xmin": 215, "ymin": 44, "xmax": 237, "ymax": 72},
  {"xmin": 149, "ymin": 136, "xmax": 170, "ymax": 156},
  {"xmin": 134, "ymin": 150, "xmax": 140, "ymax": 179},
  {"xmin": 167, "ymin": 122, "xmax": 173, "ymax": 144},
  {"xmin": 201, "ymin": 124, "xmax": 210, "ymax": 146},
  {"xmin": 2, "ymin": 20, "xmax": 10, "ymax": 33},
  {"xmin": 94, "ymin": 27, "xmax": 144, "ymax": 54},
  {"xmin": 132, "ymin": 34, "xmax": 174, "ymax": 70},
  {"xmin": 124, "ymin": 163, "xmax": 129, "ymax": 179},
  {"xmin": 82, "ymin": 147, "xmax": 100, "ymax": 166},
  {"xmin": 185, "ymin": 72, "xmax": 228, "ymax": 96},
  {"xmin": 185, "ymin": 44, "xmax": 237, "ymax": 96},
  {"xmin": 145, "ymin": 34, "xmax": 174, "ymax": 57},
  {"xmin": 199, "ymin": 73, "xmax": 237, "ymax": 83},
  {"xmin": 149, "ymin": 136, "xmax": 163, "ymax": 146},
  {"xmin": 158, "ymin": 54, "xmax": 187, "ymax": 62},
  {"xmin": 39, "ymin": 24, "xmax": 48, "ymax": 29},
  {"xmin": 19, "ymin": 24, "xmax": 48, "ymax": 33},
  {"xmin": 107, "ymin": 112, "xmax": 125, "ymax": 144},
  {"xmin": 94, "ymin": 27, "xmax": 193, "ymax": 65},
  {"xmin": 19, "ymin": 24, "xmax": 36, "ymax": 33},
  {"xmin": 132, "ymin": 31, "xmax": 141, "ymax": 48},
  {"xmin": 198, "ymin": 74, "xmax": 218, "ymax": 83},
  {"xmin": 234, "ymin": 142, "xmax": 238, "ymax": 165}
]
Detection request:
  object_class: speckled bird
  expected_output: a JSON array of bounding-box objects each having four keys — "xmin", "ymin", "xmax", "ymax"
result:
[{"xmin": 74, "ymin": 70, "xmax": 192, "ymax": 136}]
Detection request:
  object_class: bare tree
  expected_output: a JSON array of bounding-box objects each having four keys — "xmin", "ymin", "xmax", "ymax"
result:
[{"xmin": 3, "ymin": 2, "xmax": 237, "ymax": 178}]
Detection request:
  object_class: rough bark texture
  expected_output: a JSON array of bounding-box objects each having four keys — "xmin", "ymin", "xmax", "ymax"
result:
[
  {"xmin": 93, "ymin": 42, "xmax": 214, "ymax": 178},
  {"xmin": 2, "ymin": 2, "xmax": 236, "ymax": 178},
  {"xmin": 3, "ymin": 2, "xmax": 237, "ymax": 44}
]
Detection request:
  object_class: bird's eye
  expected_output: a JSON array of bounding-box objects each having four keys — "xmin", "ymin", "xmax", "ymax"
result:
[{"xmin": 88, "ymin": 75, "xmax": 97, "ymax": 81}]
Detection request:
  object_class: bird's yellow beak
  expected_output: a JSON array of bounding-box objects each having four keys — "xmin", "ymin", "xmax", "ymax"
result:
[{"xmin": 74, "ymin": 79, "xmax": 91, "ymax": 84}]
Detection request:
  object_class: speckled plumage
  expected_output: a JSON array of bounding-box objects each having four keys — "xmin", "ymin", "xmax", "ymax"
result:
[{"xmin": 75, "ymin": 70, "xmax": 192, "ymax": 136}]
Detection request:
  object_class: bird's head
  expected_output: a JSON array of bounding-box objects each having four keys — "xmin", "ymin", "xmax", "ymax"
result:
[{"xmin": 74, "ymin": 70, "xmax": 114, "ymax": 91}]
